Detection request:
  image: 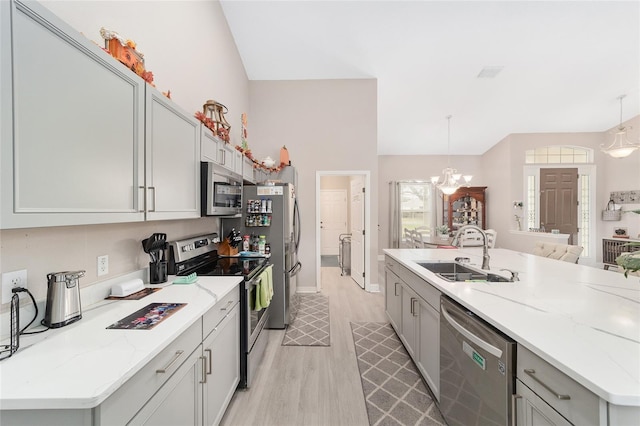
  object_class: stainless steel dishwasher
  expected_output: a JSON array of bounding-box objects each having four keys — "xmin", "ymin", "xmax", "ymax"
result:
[{"xmin": 439, "ymin": 296, "xmax": 515, "ymax": 426}]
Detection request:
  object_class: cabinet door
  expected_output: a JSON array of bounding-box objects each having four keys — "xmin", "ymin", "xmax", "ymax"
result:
[
  {"xmin": 129, "ymin": 346, "xmax": 203, "ymax": 426},
  {"xmin": 201, "ymin": 125, "xmax": 218, "ymax": 163},
  {"xmin": 202, "ymin": 304, "xmax": 240, "ymax": 426},
  {"xmin": 400, "ymin": 284, "xmax": 418, "ymax": 358},
  {"xmin": 384, "ymin": 268, "xmax": 403, "ymax": 333},
  {"xmin": 417, "ymin": 300, "xmax": 440, "ymax": 401},
  {"xmin": 515, "ymin": 380, "xmax": 572, "ymax": 426},
  {"xmin": 217, "ymin": 140, "xmax": 236, "ymax": 172},
  {"xmin": 233, "ymin": 150, "xmax": 243, "ymax": 176},
  {"xmin": 1, "ymin": 0, "xmax": 145, "ymax": 229},
  {"xmin": 145, "ymin": 87, "xmax": 201, "ymax": 220},
  {"xmin": 242, "ymin": 157, "xmax": 255, "ymax": 183}
]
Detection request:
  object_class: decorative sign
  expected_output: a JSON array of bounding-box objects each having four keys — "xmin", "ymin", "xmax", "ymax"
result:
[
  {"xmin": 257, "ymin": 186, "xmax": 283, "ymax": 196},
  {"xmin": 610, "ymin": 191, "xmax": 639, "ymax": 204}
]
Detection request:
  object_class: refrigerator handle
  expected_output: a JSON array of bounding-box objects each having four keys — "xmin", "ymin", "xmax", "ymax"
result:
[
  {"xmin": 294, "ymin": 198, "xmax": 301, "ymax": 253},
  {"xmin": 288, "ymin": 261, "xmax": 302, "ymax": 276}
]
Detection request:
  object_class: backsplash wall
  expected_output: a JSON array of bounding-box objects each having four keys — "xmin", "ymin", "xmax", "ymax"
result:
[{"xmin": 0, "ymin": 217, "xmax": 220, "ymax": 310}]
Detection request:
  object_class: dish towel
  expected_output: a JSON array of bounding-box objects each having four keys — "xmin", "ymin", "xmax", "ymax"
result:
[{"xmin": 254, "ymin": 265, "xmax": 273, "ymax": 311}]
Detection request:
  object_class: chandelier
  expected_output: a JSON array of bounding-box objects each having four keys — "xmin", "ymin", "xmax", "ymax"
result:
[
  {"xmin": 431, "ymin": 115, "xmax": 472, "ymax": 195},
  {"xmin": 601, "ymin": 95, "xmax": 639, "ymax": 159}
]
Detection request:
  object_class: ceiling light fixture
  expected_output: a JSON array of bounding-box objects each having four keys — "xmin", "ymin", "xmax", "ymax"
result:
[
  {"xmin": 601, "ymin": 94, "xmax": 639, "ymax": 159},
  {"xmin": 431, "ymin": 115, "xmax": 472, "ymax": 195}
]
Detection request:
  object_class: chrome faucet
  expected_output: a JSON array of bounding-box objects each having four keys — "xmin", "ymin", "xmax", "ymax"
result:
[{"xmin": 451, "ymin": 224, "xmax": 490, "ymax": 270}]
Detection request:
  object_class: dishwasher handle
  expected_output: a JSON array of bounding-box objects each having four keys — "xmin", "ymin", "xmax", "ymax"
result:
[{"xmin": 441, "ymin": 302, "xmax": 503, "ymax": 358}]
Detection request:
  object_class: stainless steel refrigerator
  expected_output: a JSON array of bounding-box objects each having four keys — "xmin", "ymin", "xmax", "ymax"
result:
[{"xmin": 223, "ymin": 183, "xmax": 301, "ymax": 329}]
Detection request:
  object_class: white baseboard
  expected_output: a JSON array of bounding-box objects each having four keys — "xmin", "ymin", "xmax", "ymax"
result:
[{"xmin": 366, "ymin": 283, "xmax": 381, "ymax": 293}]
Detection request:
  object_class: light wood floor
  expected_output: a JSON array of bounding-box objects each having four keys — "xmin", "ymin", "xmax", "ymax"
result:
[{"xmin": 220, "ymin": 265, "xmax": 387, "ymax": 426}]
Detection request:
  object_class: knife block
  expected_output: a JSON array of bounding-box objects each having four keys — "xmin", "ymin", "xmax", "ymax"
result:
[{"xmin": 218, "ymin": 240, "xmax": 238, "ymax": 256}]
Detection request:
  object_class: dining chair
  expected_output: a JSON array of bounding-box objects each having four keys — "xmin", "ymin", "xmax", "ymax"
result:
[
  {"xmin": 458, "ymin": 228, "xmax": 484, "ymax": 247},
  {"xmin": 410, "ymin": 230, "xmax": 425, "ymax": 248},
  {"xmin": 484, "ymin": 229, "xmax": 497, "ymax": 248}
]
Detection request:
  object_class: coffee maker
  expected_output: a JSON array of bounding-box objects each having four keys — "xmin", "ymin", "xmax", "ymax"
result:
[{"xmin": 43, "ymin": 270, "xmax": 85, "ymax": 328}]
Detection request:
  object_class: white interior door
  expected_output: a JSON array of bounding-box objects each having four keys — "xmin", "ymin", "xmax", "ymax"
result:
[
  {"xmin": 350, "ymin": 177, "xmax": 365, "ymax": 289},
  {"xmin": 320, "ymin": 189, "xmax": 348, "ymax": 255}
]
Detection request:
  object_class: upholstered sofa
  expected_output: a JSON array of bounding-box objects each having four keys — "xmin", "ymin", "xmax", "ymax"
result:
[{"xmin": 533, "ymin": 242, "xmax": 583, "ymax": 264}]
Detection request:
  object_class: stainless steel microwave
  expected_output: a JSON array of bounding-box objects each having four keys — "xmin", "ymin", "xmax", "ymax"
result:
[{"xmin": 201, "ymin": 162, "xmax": 243, "ymax": 216}]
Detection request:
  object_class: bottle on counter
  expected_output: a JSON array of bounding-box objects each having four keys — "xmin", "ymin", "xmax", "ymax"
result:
[
  {"xmin": 265, "ymin": 242, "xmax": 270, "ymax": 255},
  {"xmin": 251, "ymin": 234, "xmax": 259, "ymax": 252},
  {"xmin": 242, "ymin": 235, "xmax": 250, "ymax": 252},
  {"xmin": 258, "ymin": 235, "xmax": 266, "ymax": 255}
]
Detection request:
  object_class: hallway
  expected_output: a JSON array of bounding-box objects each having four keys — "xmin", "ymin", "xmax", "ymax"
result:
[{"xmin": 220, "ymin": 265, "xmax": 387, "ymax": 425}]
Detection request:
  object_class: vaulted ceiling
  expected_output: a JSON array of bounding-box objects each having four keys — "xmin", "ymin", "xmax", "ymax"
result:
[{"xmin": 220, "ymin": 0, "xmax": 640, "ymax": 155}]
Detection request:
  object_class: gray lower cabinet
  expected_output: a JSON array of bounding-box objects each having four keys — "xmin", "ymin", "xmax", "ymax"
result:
[
  {"xmin": 400, "ymin": 284, "xmax": 419, "ymax": 359},
  {"xmin": 516, "ymin": 345, "xmax": 606, "ymax": 426},
  {"xmin": 203, "ymin": 304, "xmax": 240, "ymax": 426},
  {"xmin": 384, "ymin": 267, "xmax": 402, "ymax": 331},
  {"xmin": 128, "ymin": 347, "xmax": 203, "ymax": 426},
  {"xmin": 515, "ymin": 379, "xmax": 572, "ymax": 426},
  {"xmin": 384, "ymin": 255, "xmax": 440, "ymax": 401}
]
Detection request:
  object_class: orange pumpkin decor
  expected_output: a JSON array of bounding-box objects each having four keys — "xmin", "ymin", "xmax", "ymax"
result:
[{"xmin": 280, "ymin": 146, "xmax": 290, "ymax": 167}]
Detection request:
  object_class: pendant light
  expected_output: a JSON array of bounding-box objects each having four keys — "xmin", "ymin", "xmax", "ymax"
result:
[
  {"xmin": 601, "ymin": 95, "xmax": 639, "ymax": 158},
  {"xmin": 431, "ymin": 115, "xmax": 472, "ymax": 195}
]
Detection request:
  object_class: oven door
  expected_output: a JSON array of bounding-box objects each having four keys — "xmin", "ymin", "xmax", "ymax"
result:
[
  {"xmin": 201, "ymin": 162, "xmax": 242, "ymax": 216},
  {"xmin": 246, "ymin": 273, "xmax": 270, "ymax": 350}
]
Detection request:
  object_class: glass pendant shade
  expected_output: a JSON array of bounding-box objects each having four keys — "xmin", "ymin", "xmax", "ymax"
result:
[
  {"xmin": 601, "ymin": 95, "xmax": 639, "ymax": 159},
  {"xmin": 432, "ymin": 115, "xmax": 472, "ymax": 194}
]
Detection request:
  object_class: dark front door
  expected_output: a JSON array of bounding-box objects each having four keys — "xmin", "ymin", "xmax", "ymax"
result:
[{"xmin": 540, "ymin": 168, "xmax": 578, "ymax": 244}]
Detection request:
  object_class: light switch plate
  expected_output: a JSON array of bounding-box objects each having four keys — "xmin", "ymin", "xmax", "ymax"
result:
[{"xmin": 2, "ymin": 269, "xmax": 27, "ymax": 304}]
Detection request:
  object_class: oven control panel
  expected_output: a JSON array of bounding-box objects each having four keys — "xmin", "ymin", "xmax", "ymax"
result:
[{"xmin": 168, "ymin": 233, "xmax": 220, "ymax": 264}]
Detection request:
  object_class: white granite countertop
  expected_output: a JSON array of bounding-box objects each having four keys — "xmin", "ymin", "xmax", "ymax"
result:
[
  {"xmin": 383, "ymin": 247, "xmax": 640, "ymax": 407},
  {"xmin": 0, "ymin": 275, "xmax": 242, "ymax": 410}
]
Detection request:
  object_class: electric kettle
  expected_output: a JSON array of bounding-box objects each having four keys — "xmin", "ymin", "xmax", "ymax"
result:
[{"xmin": 43, "ymin": 270, "xmax": 85, "ymax": 328}]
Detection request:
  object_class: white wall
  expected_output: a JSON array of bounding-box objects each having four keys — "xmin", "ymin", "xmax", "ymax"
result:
[
  {"xmin": 0, "ymin": 0, "xmax": 249, "ymax": 306},
  {"xmin": 482, "ymin": 115, "xmax": 640, "ymax": 262},
  {"xmin": 249, "ymin": 79, "xmax": 378, "ymax": 291}
]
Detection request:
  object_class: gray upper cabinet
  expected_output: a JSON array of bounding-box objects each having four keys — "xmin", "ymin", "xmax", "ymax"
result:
[
  {"xmin": 1, "ymin": 0, "xmax": 202, "ymax": 229},
  {"xmin": 145, "ymin": 88, "xmax": 200, "ymax": 221},
  {"xmin": 1, "ymin": 0, "xmax": 145, "ymax": 229}
]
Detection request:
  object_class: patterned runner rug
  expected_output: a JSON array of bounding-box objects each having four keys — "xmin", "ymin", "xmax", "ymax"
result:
[
  {"xmin": 282, "ymin": 294, "xmax": 330, "ymax": 346},
  {"xmin": 350, "ymin": 322, "xmax": 445, "ymax": 426}
]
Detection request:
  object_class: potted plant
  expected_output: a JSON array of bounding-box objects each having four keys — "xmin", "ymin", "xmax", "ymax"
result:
[
  {"xmin": 436, "ymin": 225, "xmax": 450, "ymax": 239},
  {"xmin": 615, "ymin": 209, "xmax": 640, "ymax": 277}
]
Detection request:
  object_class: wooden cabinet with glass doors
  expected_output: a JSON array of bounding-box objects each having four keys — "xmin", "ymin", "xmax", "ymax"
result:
[{"xmin": 444, "ymin": 186, "xmax": 487, "ymax": 231}]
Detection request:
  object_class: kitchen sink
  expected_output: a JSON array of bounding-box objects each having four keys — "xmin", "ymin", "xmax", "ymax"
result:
[{"xmin": 417, "ymin": 262, "xmax": 512, "ymax": 282}]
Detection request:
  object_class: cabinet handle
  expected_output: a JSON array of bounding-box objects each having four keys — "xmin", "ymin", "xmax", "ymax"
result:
[
  {"xmin": 148, "ymin": 186, "xmax": 156, "ymax": 212},
  {"xmin": 524, "ymin": 369, "xmax": 571, "ymax": 400},
  {"xmin": 394, "ymin": 282, "xmax": 399, "ymax": 297},
  {"xmin": 156, "ymin": 350, "xmax": 184, "ymax": 373},
  {"xmin": 200, "ymin": 356, "xmax": 207, "ymax": 384},
  {"xmin": 138, "ymin": 186, "xmax": 145, "ymax": 212},
  {"xmin": 511, "ymin": 394, "xmax": 522, "ymax": 426},
  {"xmin": 220, "ymin": 300, "xmax": 234, "ymax": 311},
  {"xmin": 411, "ymin": 298, "xmax": 418, "ymax": 317},
  {"xmin": 205, "ymin": 348, "xmax": 212, "ymax": 375}
]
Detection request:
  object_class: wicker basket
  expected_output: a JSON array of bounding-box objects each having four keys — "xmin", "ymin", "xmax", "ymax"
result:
[{"xmin": 602, "ymin": 199, "xmax": 622, "ymax": 221}]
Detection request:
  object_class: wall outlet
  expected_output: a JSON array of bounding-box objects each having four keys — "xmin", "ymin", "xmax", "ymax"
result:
[
  {"xmin": 97, "ymin": 255, "xmax": 109, "ymax": 276},
  {"xmin": 2, "ymin": 269, "xmax": 28, "ymax": 304}
]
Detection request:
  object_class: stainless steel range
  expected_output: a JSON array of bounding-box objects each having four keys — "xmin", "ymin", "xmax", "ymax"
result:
[{"xmin": 168, "ymin": 233, "xmax": 270, "ymax": 388}]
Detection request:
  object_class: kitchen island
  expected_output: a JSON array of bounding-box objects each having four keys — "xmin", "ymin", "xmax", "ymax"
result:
[
  {"xmin": 0, "ymin": 275, "xmax": 243, "ymax": 425},
  {"xmin": 384, "ymin": 247, "xmax": 640, "ymax": 425}
]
